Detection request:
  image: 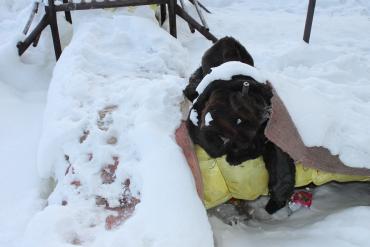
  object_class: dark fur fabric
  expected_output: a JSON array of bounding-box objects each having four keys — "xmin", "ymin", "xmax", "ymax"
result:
[
  {"xmin": 183, "ymin": 37, "xmax": 254, "ymax": 102},
  {"xmin": 185, "ymin": 37, "xmax": 295, "ymax": 214}
]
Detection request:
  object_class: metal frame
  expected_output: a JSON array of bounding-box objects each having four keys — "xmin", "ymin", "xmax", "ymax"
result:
[{"xmin": 17, "ymin": 0, "xmax": 216, "ymax": 60}]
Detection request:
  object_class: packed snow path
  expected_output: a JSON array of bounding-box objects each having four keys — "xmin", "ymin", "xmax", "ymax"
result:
[{"xmin": 33, "ymin": 8, "xmax": 213, "ymax": 247}]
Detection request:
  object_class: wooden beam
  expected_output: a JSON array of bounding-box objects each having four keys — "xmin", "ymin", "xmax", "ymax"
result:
[{"xmin": 303, "ymin": 0, "xmax": 316, "ymax": 43}]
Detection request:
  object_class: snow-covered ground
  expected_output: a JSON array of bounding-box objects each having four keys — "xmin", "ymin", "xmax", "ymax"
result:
[{"xmin": 1, "ymin": 0, "xmax": 370, "ymax": 247}]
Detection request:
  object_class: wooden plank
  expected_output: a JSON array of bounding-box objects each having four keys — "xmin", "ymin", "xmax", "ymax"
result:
[
  {"xmin": 55, "ymin": 0, "xmax": 167, "ymax": 12},
  {"xmin": 303, "ymin": 0, "xmax": 316, "ymax": 43}
]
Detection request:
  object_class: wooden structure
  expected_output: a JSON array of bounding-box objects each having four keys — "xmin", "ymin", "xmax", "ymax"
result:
[
  {"xmin": 303, "ymin": 0, "xmax": 316, "ymax": 43},
  {"xmin": 17, "ymin": 0, "xmax": 217, "ymax": 60}
]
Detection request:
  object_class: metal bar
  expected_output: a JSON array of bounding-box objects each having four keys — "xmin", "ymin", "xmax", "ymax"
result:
[
  {"xmin": 17, "ymin": 14, "xmax": 49, "ymax": 56},
  {"xmin": 179, "ymin": 0, "xmax": 195, "ymax": 33},
  {"xmin": 47, "ymin": 0, "xmax": 62, "ymax": 60},
  {"xmin": 192, "ymin": 0, "xmax": 208, "ymax": 30},
  {"xmin": 63, "ymin": 0, "xmax": 73, "ymax": 23},
  {"xmin": 55, "ymin": 0, "xmax": 167, "ymax": 12},
  {"xmin": 168, "ymin": 0, "xmax": 177, "ymax": 38},
  {"xmin": 33, "ymin": 32, "xmax": 42, "ymax": 47},
  {"xmin": 303, "ymin": 0, "xmax": 316, "ymax": 43},
  {"xmin": 175, "ymin": 4, "xmax": 217, "ymax": 43},
  {"xmin": 22, "ymin": 2, "xmax": 39, "ymax": 35},
  {"xmin": 160, "ymin": 3, "xmax": 166, "ymax": 26},
  {"xmin": 188, "ymin": 0, "xmax": 210, "ymax": 14}
]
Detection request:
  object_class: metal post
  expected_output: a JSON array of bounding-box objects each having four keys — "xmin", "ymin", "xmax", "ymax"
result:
[
  {"xmin": 303, "ymin": 0, "xmax": 316, "ymax": 43},
  {"xmin": 168, "ymin": 0, "xmax": 177, "ymax": 38},
  {"xmin": 188, "ymin": 0, "xmax": 211, "ymax": 14},
  {"xmin": 175, "ymin": 4, "xmax": 217, "ymax": 43},
  {"xmin": 47, "ymin": 0, "xmax": 62, "ymax": 60},
  {"xmin": 179, "ymin": 0, "xmax": 195, "ymax": 33},
  {"xmin": 22, "ymin": 2, "xmax": 39, "ymax": 35},
  {"xmin": 63, "ymin": 0, "xmax": 72, "ymax": 24},
  {"xmin": 192, "ymin": 0, "xmax": 208, "ymax": 30},
  {"xmin": 160, "ymin": 3, "xmax": 166, "ymax": 26}
]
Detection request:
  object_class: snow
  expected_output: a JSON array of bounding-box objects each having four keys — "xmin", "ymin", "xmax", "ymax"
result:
[
  {"xmin": 189, "ymin": 109, "xmax": 198, "ymax": 126},
  {"xmin": 195, "ymin": 61, "xmax": 268, "ymax": 95},
  {"xmin": 204, "ymin": 112, "xmax": 212, "ymax": 126},
  {"xmin": 211, "ymin": 183, "xmax": 370, "ymax": 247},
  {"xmin": 0, "ymin": 1, "xmax": 53, "ymax": 246},
  {"xmin": 1, "ymin": 0, "xmax": 370, "ymax": 247}
]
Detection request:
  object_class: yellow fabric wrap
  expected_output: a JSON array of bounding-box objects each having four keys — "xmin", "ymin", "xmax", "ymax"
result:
[
  {"xmin": 195, "ymin": 145, "xmax": 370, "ymax": 209},
  {"xmin": 128, "ymin": 5, "xmax": 158, "ymax": 12}
]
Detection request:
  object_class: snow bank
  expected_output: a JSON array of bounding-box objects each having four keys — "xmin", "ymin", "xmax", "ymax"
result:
[
  {"xmin": 0, "ymin": 1, "xmax": 54, "ymax": 246},
  {"xmin": 32, "ymin": 7, "xmax": 213, "ymax": 247},
  {"xmin": 0, "ymin": 79, "xmax": 46, "ymax": 247},
  {"xmin": 195, "ymin": 61, "xmax": 268, "ymax": 95}
]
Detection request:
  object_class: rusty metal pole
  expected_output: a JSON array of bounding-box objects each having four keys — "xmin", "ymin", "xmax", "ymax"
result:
[{"xmin": 303, "ymin": 0, "xmax": 316, "ymax": 43}]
